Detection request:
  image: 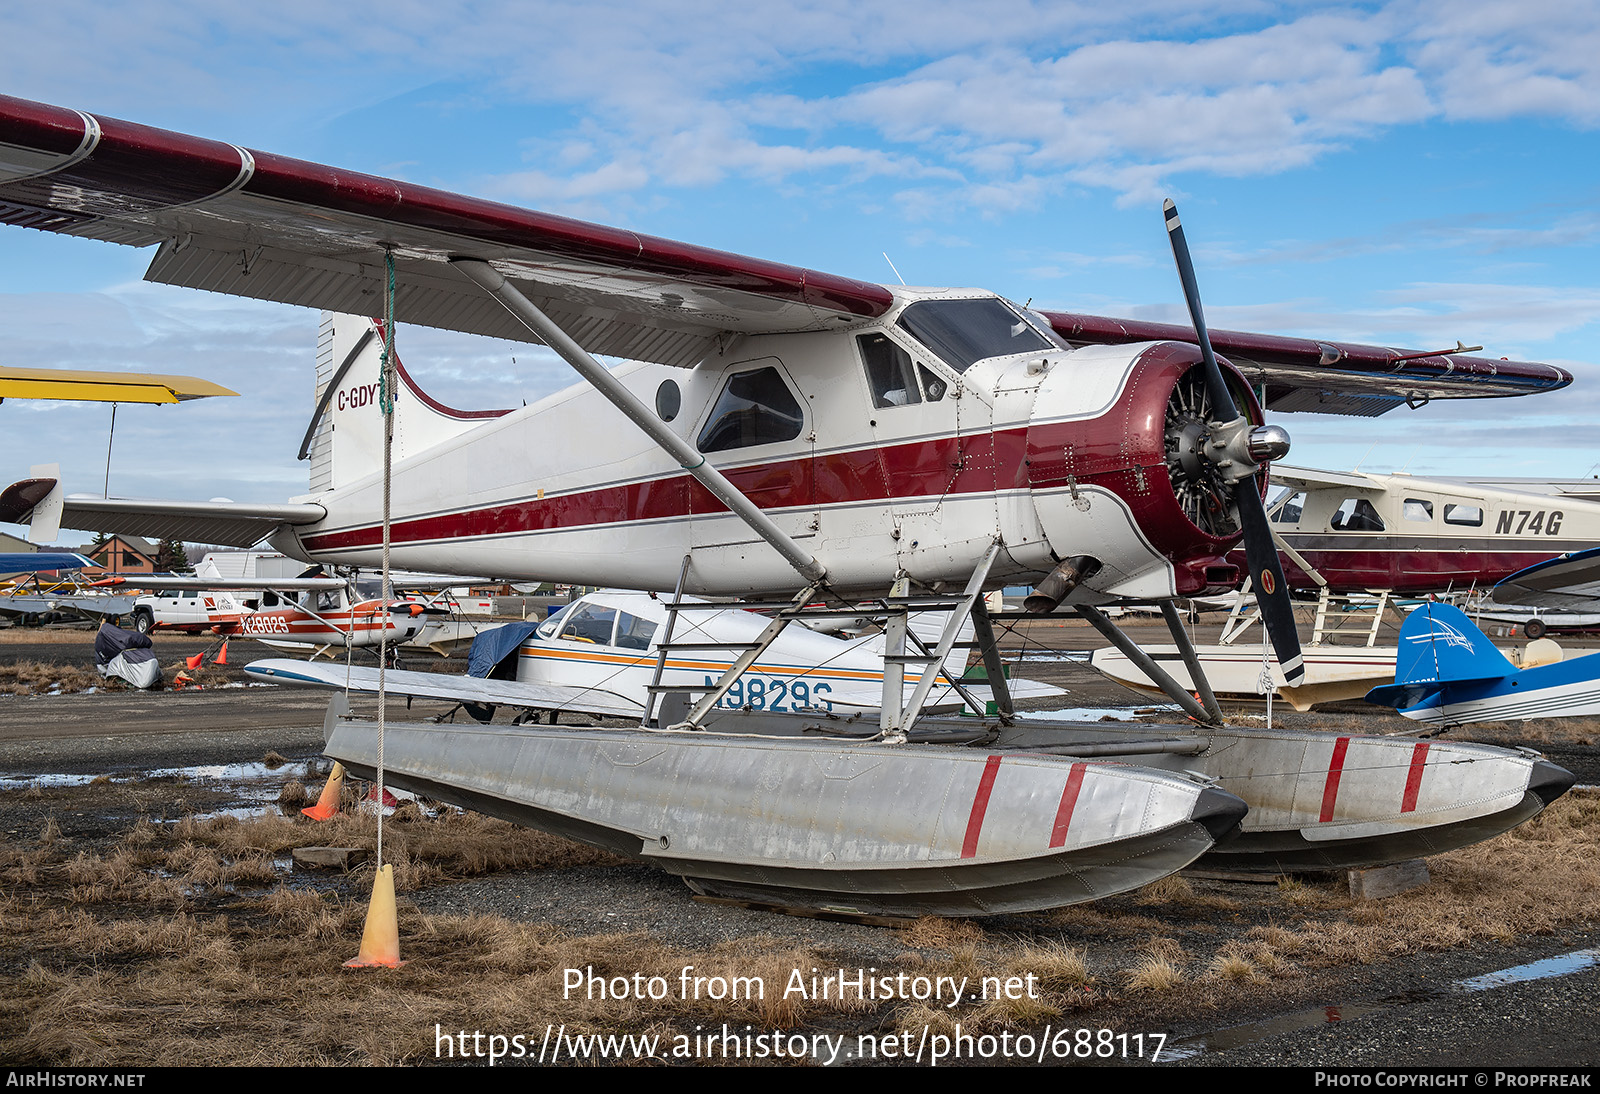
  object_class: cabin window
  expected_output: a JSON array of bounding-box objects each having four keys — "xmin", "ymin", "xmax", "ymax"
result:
[
  {"xmin": 896, "ymin": 298, "xmax": 1051, "ymax": 373},
  {"xmin": 559, "ymin": 603, "xmax": 617, "ymax": 645},
  {"xmin": 1445, "ymin": 503, "xmax": 1484, "ymax": 527},
  {"xmin": 614, "ymin": 612, "xmax": 658, "ymax": 651},
  {"xmin": 1270, "ymin": 491, "xmax": 1305, "ymax": 524},
  {"xmin": 697, "ymin": 367, "xmax": 804, "ymax": 452},
  {"xmin": 655, "ymin": 379, "xmax": 681, "ymax": 422},
  {"xmin": 1403, "ymin": 498, "xmax": 1434, "ymax": 522},
  {"xmin": 1330, "ymin": 497, "xmax": 1385, "ymax": 532}
]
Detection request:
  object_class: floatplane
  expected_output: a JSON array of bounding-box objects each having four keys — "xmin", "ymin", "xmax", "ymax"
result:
[
  {"xmin": 1094, "ymin": 464, "xmax": 1600, "ymax": 711},
  {"xmin": 0, "ymin": 95, "xmax": 1574, "ymax": 914}
]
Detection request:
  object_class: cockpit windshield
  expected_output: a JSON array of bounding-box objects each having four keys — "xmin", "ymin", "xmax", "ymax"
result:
[{"xmin": 895, "ymin": 298, "xmax": 1053, "ymax": 373}]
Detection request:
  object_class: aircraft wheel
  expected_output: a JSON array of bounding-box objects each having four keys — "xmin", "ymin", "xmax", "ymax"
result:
[{"xmin": 1524, "ymin": 619, "xmax": 1547, "ymax": 640}]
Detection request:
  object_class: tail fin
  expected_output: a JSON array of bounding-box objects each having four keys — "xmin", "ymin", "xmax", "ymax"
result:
[
  {"xmin": 1366, "ymin": 602, "xmax": 1514, "ymax": 709},
  {"xmin": 305, "ymin": 312, "xmax": 512, "ymax": 493}
]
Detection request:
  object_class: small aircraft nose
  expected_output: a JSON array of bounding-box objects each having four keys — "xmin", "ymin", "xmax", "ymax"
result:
[{"xmin": 1527, "ymin": 759, "xmax": 1577, "ymax": 806}]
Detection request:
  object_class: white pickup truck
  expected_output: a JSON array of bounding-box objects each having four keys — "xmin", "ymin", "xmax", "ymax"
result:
[{"xmin": 127, "ymin": 550, "xmax": 301, "ymax": 634}]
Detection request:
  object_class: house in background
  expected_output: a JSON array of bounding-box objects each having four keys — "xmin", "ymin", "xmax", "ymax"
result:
[{"xmin": 82, "ymin": 535, "xmax": 160, "ymax": 577}]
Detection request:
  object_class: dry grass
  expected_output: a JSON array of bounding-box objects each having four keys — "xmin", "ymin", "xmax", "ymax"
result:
[
  {"xmin": 1123, "ymin": 954, "xmax": 1184, "ymax": 992},
  {"xmin": 4, "ymin": 781, "xmax": 1599, "ymax": 1066},
  {"xmin": 0, "ymin": 627, "xmax": 97, "ymax": 644},
  {"xmin": 0, "ymin": 659, "xmax": 107, "ymax": 695},
  {"xmin": 1011, "ymin": 941, "xmax": 1093, "ymax": 990}
]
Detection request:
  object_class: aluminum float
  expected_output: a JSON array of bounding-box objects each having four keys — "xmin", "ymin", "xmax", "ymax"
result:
[{"xmin": 321, "ymin": 697, "xmax": 1247, "ymax": 917}]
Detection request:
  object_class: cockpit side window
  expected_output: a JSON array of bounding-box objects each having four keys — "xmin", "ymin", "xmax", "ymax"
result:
[
  {"xmin": 1271, "ymin": 491, "xmax": 1306, "ymax": 524},
  {"xmin": 559, "ymin": 603, "xmax": 617, "ymax": 645},
  {"xmin": 1330, "ymin": 497, "xmax": 1386, "ymax": 532},
  {"xmin": 697, "ymin": 367, "xmax": 805, "ymax": 452},
  {"xmin": 896, "ymin": 298, "xmax": 1052, "ymax": 373},
  {"xmin": 858, "ymin": 333, "xmax": 921, "ymax": 408},
  {"xmin": 857, "ymin": 333, "xmax": 950, "ymax": 408}
]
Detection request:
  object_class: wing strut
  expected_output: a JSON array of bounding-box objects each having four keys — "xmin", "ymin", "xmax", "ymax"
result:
[
  {"xmin": 1077, "ymin": 604, "xmax": 1217, "ymax": 724},
  {"xmin": 450, "ymin": 258, "xmax": 827, "ymax": 585}
]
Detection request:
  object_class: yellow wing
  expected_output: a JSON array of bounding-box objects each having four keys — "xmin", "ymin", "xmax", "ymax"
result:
[{"xmin": 0, "ymin": 366, "xmax": 237, "ymax": 404}]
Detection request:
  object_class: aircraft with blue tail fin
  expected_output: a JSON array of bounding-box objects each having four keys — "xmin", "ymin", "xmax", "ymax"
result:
[{"xmin": 1366, "ymin": 601, "xmax": 1600, "ymax": 726}]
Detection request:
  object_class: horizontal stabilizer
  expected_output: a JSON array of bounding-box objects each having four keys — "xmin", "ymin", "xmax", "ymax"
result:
[
  {"xmin": 244, "ymin": 658, "xmax": 642, "ymax": 720},
  {"xmin": 0, "ymin": 480, "xmax": 325, "ymax": 548}
]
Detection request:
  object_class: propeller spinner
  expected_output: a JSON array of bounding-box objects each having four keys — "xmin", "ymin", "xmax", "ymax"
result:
[{"xmin": 1163, "ymin": 199, "xmax": 1305, "ymax": 686}]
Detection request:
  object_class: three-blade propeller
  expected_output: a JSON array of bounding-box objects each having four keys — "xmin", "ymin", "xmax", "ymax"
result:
[{"xmin": 1163, "ymin": 199, "xmax": 1305, "ymax": 686}]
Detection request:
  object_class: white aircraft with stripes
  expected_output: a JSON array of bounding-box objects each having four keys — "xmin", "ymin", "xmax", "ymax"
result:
[{"xmin": 248, "ymin": 587, "xmax": 1058, "ymax": 721}]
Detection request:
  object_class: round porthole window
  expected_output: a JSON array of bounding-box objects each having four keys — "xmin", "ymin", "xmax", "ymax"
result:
[{"xmin": 655, "ymin": 379, "xmax": 681, "ymax": 422}]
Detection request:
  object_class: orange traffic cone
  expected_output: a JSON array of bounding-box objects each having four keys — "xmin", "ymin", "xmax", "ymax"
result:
[
  {"xmin": 301, "ymin": 762, "xmax": 346, "ymax": 820},
  {"xmin": 344, "ymin": 863, "xmax": 405, "ymax": 968},
  {"xmin": 213, "ymin": 642, "xmax": 229, "ymax": 666},
  {"xmin": 185, "ymin": 652, "xmax": 204, "ymax": 669}
]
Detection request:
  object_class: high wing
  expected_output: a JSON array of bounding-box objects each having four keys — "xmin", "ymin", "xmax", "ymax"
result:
[
  {"xmin": 0, "ymin": 95, "xmax": 890, "ymax": 370},
  {"xmin": 0, "ymin": 94, "xmax": 1570, "ymax": 408},
  {"xmin": 1042, "ymin": 313, "xmax": 1570, "ymax": 416},
  {"xmin": 0, "ymin": 551, "xmax": 94, "ymax": 572},
  {"xmin": 1264, "ymin": 465, "xmax": 1384, "ymax": 493},
  {"xmin": 0, "ymin": 592, "xmax": 135, "ymax": 621},
  {"xmin": 0, "ymin": 366, "xmax": 236, "ymax": 404},
  {"xmin": 90, "ymin": 575, "xmax": 346, "ymax": 591},
  {"xmin": 0, "ymin": 476, "xmax": 324, "ymax": 547},
  {"xmin": 1491, "ymin": 548, "xmax": 1600, "ymax": 610},
  {"xmin": 245, "ymin": 658, "xmax": 642, "ymax": 720}
]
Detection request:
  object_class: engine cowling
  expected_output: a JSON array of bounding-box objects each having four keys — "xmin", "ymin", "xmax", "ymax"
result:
[{"xmin": 1025, "ymin": 341, "xmax": 1266, "ymax": 597}]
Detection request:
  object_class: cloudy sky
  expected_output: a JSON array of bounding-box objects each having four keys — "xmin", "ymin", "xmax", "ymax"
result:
[{"xmin": 3, "ymin": 0, "xmax": 1599, "ymax": 547}]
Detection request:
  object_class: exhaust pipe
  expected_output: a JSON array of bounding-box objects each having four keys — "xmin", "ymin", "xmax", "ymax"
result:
[{"xmin": 1024, "ymin": 555, "xmax": 1101, "ymax": 613}]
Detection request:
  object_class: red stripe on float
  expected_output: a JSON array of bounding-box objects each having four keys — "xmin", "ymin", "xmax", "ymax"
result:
[
  {"xmin": 961, "ymin": 755, "xmax": 1003, "ymax": 859},
  {"xmin": 1050, "ymin": 762, "xmax": 1087, "ymax": 848},
  {"xmin": 1319, "ymin": 737, "xmax": 1351, "ymax": 823},
  {"xmin": 1401, "ymin": 742, "xmax": 1429, "ymax": 813}
]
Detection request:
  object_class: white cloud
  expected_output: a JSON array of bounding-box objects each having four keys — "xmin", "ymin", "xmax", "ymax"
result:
[{"xmin": 5, "ymin": 2, "xmax": 1599, "ymax": 214}]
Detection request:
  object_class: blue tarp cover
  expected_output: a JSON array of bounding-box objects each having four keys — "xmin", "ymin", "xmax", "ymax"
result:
[{"xmin": 467, "ymin": 622, "xmax": 540, "ymax": 680}]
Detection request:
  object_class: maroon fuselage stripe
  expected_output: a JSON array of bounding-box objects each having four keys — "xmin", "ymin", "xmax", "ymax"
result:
[
  {"xmin": 1401, "ymin": 742, "xmax": 1430, "ymax": 813},
  {"xmin": 1050, "ymin": 762, "xmax": 1088, "ymax": 848},
  {"xmin": 371, "ymin": 319, "xmax": 514, "ymax": 420},
  {"xmin": 1320, "ymin": 737, "xmax": 1351, "ymax": 823},
  {"xmin": 1261, "ymin": 548, "xmax": 1600, "ymax": 595},
  {"xmin": 299, "ymin": 348, "xmax": 1245, "ymax": 579},
  {"xmin": 962, "ymin": 755, "xmax": 1003, "ymax": 859}
]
